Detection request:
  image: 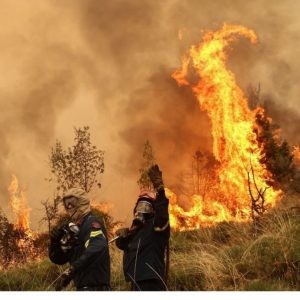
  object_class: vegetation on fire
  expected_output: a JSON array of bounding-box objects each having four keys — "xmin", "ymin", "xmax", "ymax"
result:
[
  {"xmin": 0, "ymin": 126, "xmax": 113, "ymax": 269},
  {"xmin": 2, "ymin": 129, "xmax": 300, "ymax": 289},
  {"xmin": 1, "ymin": 25, "xmax": 300, "ymax": 291},
  {"xmin": 1, "ymin": 122, "xmax": 299, "ymax": 290},
  {"xmin": 0, "ymin": 193, "xmax": 299, "ymax": 291}
]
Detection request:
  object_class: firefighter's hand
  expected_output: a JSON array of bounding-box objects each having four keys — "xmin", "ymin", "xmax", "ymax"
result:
[
  {"xmin": 50, "ymin": 226, "xmax": 65, "ymax": 242},
  {"xmin": 55, "ymin": 267, "xmax": 74, "ymax": 291},
  {"xmin": 148, "ymin": 164, "xmax": 164, "ymax": 191},
  {"xmin": 115, "ymin": 227, "xmax": 130, "ymax": 238}
]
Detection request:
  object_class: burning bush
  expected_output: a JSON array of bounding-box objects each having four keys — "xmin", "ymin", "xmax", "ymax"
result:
[{"xmin": 0, "ymin": 210, "xmax": 38, "ymax": 268}]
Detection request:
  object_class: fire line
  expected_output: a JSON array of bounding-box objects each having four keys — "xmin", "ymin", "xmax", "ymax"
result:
[{"xmin": 169, "ymin": 24, "xmax": 281, "ymax": 231}]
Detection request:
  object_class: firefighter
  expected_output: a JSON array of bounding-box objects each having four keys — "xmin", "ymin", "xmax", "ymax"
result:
[
  {"xmin": 48, "ymin": 188, "xmax": 111, "ymax": 291},
  {"xmin": 116, "ymin": 164, "xmax": 170, "ymax": 291}
]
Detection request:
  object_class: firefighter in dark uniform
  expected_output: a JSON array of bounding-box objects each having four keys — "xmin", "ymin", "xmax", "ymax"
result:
[
  {"xmin": 116, "ymin": 164, "xmax": 170, "ymax": 291},
  {"xmin": 48, "ymin": 188, "xmax": 111, "ymax": 291}
]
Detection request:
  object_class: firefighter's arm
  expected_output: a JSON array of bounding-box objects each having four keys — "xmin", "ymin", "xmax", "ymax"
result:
[
  {"xmin": 71, "ymin": 224, "xmax": 107, "ymax": 273},
  {"xmin": 148, "ymin": 164, "xmax": 169, "ymax": 232},
  {"xmin": 116, "ymin": 236, "xmax": 129, "ymax": 250},
  {"xmin": 153, "ymin": 188, "xmax": 169, "ymax": 232},
  {"xmin": 48, "ymin": 241, "xmax": 70, "ymax": 265},
  {"xmin": 115, "ymin": 227, "xmax": 130, "ymax": 250},
  {"xmin": 48, "ymin": 227, "xmax": 70, "ymax": 265}
]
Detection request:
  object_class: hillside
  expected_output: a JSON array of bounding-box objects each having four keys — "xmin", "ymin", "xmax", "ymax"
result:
[{"xmin": 0, "ymin": 193, "xmax": 299, "ymax": 291}]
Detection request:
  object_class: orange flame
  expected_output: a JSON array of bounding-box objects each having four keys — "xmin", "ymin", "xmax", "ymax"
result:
[
  {"xmin": 170, "ymin": 24, "xmax": 281, "ymax": 231},
  {"xmin": 292, "ymin": 146, "xmax": 300, "ymax": 168},
  {"xmin": 8, "ymin": 174, "xmax": 31, "ymax": 231},
  {"xmin": 91, "ymin": 201, "xmax": 121, "ymax": 235},
  {"xmin": 91, "ymin": 201, "xmax": 113, "ymax": 214}
]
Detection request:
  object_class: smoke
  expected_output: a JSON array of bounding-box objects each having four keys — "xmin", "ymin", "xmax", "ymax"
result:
[
  {"xmin": 1, "ymin": 0, "xmax": 300, "ymax": 228},
  {"xmin": 261, "ymin": 98, "xmax": 300, "ymax": 145},
  {"xmin": 119, "ymin": 69, "xmax": 212, "ymax": 182}
]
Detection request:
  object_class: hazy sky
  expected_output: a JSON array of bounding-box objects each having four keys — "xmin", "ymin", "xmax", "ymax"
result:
[{"xmin": 1, "ymin": 0, "xmax": 300, "ymax": 229}]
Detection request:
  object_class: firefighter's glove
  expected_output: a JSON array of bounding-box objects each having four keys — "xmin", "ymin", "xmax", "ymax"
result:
[
  {"xmin": 50, "ymin": 226, "xmax": 65, "ymax": 243},
  {"xmin": 55, "ymin": 267, "xmax": 74, "ymax": 291},
  {"xmin": 148, "ymin": 164, "xmax": 164, "ymax": 191},
  {"xmin": 116, "ymin": 227, "xmax": 130, "ymax": 239}
]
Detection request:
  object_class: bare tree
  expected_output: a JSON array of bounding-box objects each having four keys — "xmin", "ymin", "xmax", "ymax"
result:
[
  {"xmin": 247, "ymin": 158, "xmax": 270, "ymax": 221},
  {"xmin": 40, "ymin": 197, "xmax": 59, "ymax": 233},
  {"xmin": 247, "ymin": 82, "xmax": 261, "ymax": 109},
  {"xmin": 191, "ymin": 150, "xmax": 216, "ymax": 198},
  {"xmin": 191, "ymin": 150, "xmax": 217, "ymax": 198},
  {"xmin": 174, "ymin": 150, "xmax": 218, "ymax": 202}
]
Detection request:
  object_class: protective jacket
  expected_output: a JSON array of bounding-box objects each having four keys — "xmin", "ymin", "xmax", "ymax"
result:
[
  {"xmin": 49, "ymin": 213, "xmax": 110, "ymax": 289},
  {"xmin": 116, "ymin": 188, "xmax": 170, "ymax": 284}
]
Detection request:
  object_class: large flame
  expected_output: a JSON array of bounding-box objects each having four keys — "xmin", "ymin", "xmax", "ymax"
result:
[
  {"xmin": 7, "ymin": 174, "xmax": 31, "ymax": 231},
  {"xmin": 170, "ymin": 24, "xmax": 281, "ymax": 230}
]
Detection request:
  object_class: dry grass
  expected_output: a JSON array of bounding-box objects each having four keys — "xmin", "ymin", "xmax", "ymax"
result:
[{"xmin": 0, "ymin": 193, "xmax": 300, "ymax": 291}]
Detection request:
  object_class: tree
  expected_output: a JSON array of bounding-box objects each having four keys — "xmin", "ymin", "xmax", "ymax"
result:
[
  {"xmin": 254, "ymin": 109, "xmax": 295, "ymax": 189},
  {"xmin": 247, "ymin": 85, "xmax": 295, "ymax": 190},
  {"xmin": 137, "ymin": 140, "xmax": 156, "ymax": 190},
  {"xmin": 40, "ymin": 197, "xmax": 59, "ymax": 234},
  {"xmin": 191, "ymin": 150, "xmax": 218, "ymax": 198},
  {"xmin": 247, "ymin": 83, "xmax": 261, "ymax": 109},
  {"xmin": 247, "ymin": 158, "xmax": 269, "ymax": 221},
  {"xmin": 49, "ymin": 126, "xmax": 105, "ymax": 193},
  {"xmin": 42, "ymin": 126, "xmax": 105, "ymax": 230},
  {"xmin": 46, "ymin": 126, "xmax": 121, "ymax": 239},
  {"xmin": 176, "ymin": 150, "xmax": 218, "ymax": 200}
]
